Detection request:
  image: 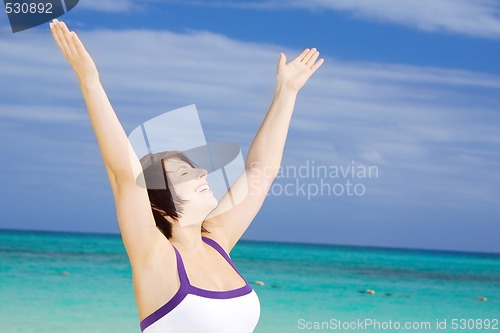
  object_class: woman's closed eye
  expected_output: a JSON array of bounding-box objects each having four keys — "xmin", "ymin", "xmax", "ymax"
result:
[{"xmin": 177, "ymin": 167, "xmax": 188, "ymax": 177}]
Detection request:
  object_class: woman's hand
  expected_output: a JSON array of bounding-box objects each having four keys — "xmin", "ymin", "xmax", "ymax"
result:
[
  {"xmin": 276, "ymin": 48, "xmax": 324, "ymax": 92},
  {"xmin": 50, "ymin": 19, "xmax": 99, "ymax": 83}
]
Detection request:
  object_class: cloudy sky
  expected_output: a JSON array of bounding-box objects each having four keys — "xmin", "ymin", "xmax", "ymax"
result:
[{"xmin": 1, "ymin": 0, "xmax": 499, "ymax": 254}]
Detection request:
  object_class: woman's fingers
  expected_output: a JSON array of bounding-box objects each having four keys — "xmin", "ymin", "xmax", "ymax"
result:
[
  {"xmin": 302, "ymin": 48, "xmax": 317, "ymax": 65},
  {"xmin": 297, "ymin": 48, "xmax": 310, "ymax": 62},
  {"xmin": 57, "ymin": 20, "xmax": 77, "ymax": 58},
  {"xmin": 71, "ymin": 31, "xmax": 86, "ymax": 57},
  {"xmin": 306, "ymin": 50, "xmax": 320, "ymax": 67},
  {"xmin": 294, "ymin": 48, "xmax": 322, "ymax": 70},
  {"xmin": 60, "ymin": 21, "xmax": 80, "ymax": 57},
  {"xmin": 50, "ymin": 19, "xmax": 86, "ymax": 59},
  {"xmin": 310, "ymin": 58, "xmax": 325, "ymax": 74},
  {"xmin": 53, "ymin": 20, "xmax": 72, "ymax": 57},
  {"xmin": 51, "ymin": 19, "xmax": 76, "ymax": 59},
  {"xmin": 277, "ymin": 52, "xmax": 287, "ymax": 69},
  {"xmin": 50, "ymin": 21, "xmax": 69, "ymax": 58}
]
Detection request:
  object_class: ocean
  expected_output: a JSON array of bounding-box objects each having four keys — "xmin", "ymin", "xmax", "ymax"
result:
[{"xmin": 0, "ymin": 229, "xmax": 499, "ymax": 333}]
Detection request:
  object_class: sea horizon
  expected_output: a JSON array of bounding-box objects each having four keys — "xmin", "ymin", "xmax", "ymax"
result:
[{"xmin": 1, "ymin": 227, "xmax": 499, "ymax": 257}]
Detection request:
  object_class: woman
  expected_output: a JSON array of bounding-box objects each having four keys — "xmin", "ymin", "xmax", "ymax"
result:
[{"xmin": 50, "ymin": 18, "xmax": 323, "ymax": 332}]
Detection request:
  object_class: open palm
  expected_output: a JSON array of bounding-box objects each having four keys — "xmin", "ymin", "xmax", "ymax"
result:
[
  {"xmin": 276, "ymin": 48, "xmax": 324, "ymax": 92},
  {"xmin": 50, "ymin": 19, "xmax": 98, "ymax": 82}
]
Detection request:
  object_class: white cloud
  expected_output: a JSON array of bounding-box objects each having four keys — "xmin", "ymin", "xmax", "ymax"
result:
[
  {"xmin": 166, "ymin": 0, "xmax": 500, "ymax": 39},
  {"xmin": 289, "ymin": 0, "xmax": 500, "ymax": 39},
  {"xmin": 77, "ymin": 0, "xmax": 139, "ymax": 13},
  {"xmin": 0, "ymin": 105, "xmax": 87, "ymax": 123}
]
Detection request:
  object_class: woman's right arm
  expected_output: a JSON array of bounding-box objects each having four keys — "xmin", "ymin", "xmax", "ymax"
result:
[{"xmin": 50, "ymin": 19, "xmax": 169, "ymax": 268}]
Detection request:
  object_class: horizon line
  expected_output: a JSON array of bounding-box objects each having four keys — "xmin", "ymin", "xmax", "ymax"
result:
[{"xmin": 1, "ymin": 227, "xmax": 499, "ymax": 257}]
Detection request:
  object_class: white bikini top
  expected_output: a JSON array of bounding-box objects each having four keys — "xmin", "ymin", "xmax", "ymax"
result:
[{"xmin": 140, "ymin": 237, "xmax": 260, "ymax": 333}]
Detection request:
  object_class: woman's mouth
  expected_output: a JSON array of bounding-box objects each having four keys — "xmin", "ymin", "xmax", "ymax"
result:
[{"xmin": 195, "ymin": 183, "xmax": 210, "ymax": 192}]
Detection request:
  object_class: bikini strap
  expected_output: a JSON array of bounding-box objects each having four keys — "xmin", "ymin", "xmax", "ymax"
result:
[
  {"xmin": 171, "ymin": 245, "xmax": 190, "ymax": 286},
  {"xmin": 202, "ymin": 237, "xmax": 246, "ymax": 280}
]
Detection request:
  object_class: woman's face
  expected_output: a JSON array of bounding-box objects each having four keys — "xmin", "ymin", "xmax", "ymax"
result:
[{"xmin": 164, "ymin": 157, "xmax": 216, "ymax": 210}]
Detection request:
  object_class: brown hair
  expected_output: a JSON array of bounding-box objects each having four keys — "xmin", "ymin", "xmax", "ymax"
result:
[{"xmin": 140, "ymin": 151, "xmax": 210, "ymax": 239}]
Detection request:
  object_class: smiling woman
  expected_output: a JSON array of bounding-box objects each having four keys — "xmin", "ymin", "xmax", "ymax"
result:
[
  {"xmin": 139, "ymin": 151, "xmax": 215, "ymax": 239},
  {"xmin": 49, "ymin": 17, "xmax": 323, "ymax": 333}
]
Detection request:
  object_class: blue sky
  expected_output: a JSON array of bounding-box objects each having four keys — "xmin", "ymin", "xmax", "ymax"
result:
[{"xmin": 1, "ymin": 0, "xmax": 499, "ymax": 254}]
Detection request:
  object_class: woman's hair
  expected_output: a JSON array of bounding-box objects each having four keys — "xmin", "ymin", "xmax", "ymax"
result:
[{"xmin": 139, "ymin": 151, "xmax": 210, "ymax": 239}]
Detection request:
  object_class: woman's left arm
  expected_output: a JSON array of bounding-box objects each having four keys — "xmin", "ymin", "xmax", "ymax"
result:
[
  {"xmin": 247, "ymin": 48, "xmax": 324, "ymax": 179},
  {"xmin": 205, "ymin": 49, "xmax": 324, "ymax": 252}
]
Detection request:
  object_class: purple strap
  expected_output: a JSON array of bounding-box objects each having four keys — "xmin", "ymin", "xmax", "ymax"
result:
[
  {"xmin": 201, "ymin": 237, "xmax": 246, "ymax": 280},
  {"xmin": 173, "ymin": 245, "xmax": 189, "ymax": 285}
]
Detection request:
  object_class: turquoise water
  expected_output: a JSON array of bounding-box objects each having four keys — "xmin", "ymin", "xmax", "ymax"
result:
[{"xmin": 1, "ymin": 229, "xmax": 499, "ymax": 333}]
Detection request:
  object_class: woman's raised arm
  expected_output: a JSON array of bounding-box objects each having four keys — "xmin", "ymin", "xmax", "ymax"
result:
[
  {"xmin": 205, "ymin": 49, "xmax": 324, "ymax": 252},
  {"xmin": 50, "ymin": 19, "xmax": 138, "ymax": 183},
  {"xmin": 50, "ymin": 19, "xmax": 167, "ymax": 268},
  {"xmin": 246, "ymin": 48, "xmax": 324, "ymax": 175}
]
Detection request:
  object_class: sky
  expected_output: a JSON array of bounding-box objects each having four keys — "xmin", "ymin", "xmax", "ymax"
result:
[{"xmin": 0, "ymin": 0, "xmax": 499, "ymax": 254}]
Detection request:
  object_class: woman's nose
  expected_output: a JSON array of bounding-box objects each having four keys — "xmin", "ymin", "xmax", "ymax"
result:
[{"xmin": 195, "ymin": 168, "xmax": 208, "ymax": 179}]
